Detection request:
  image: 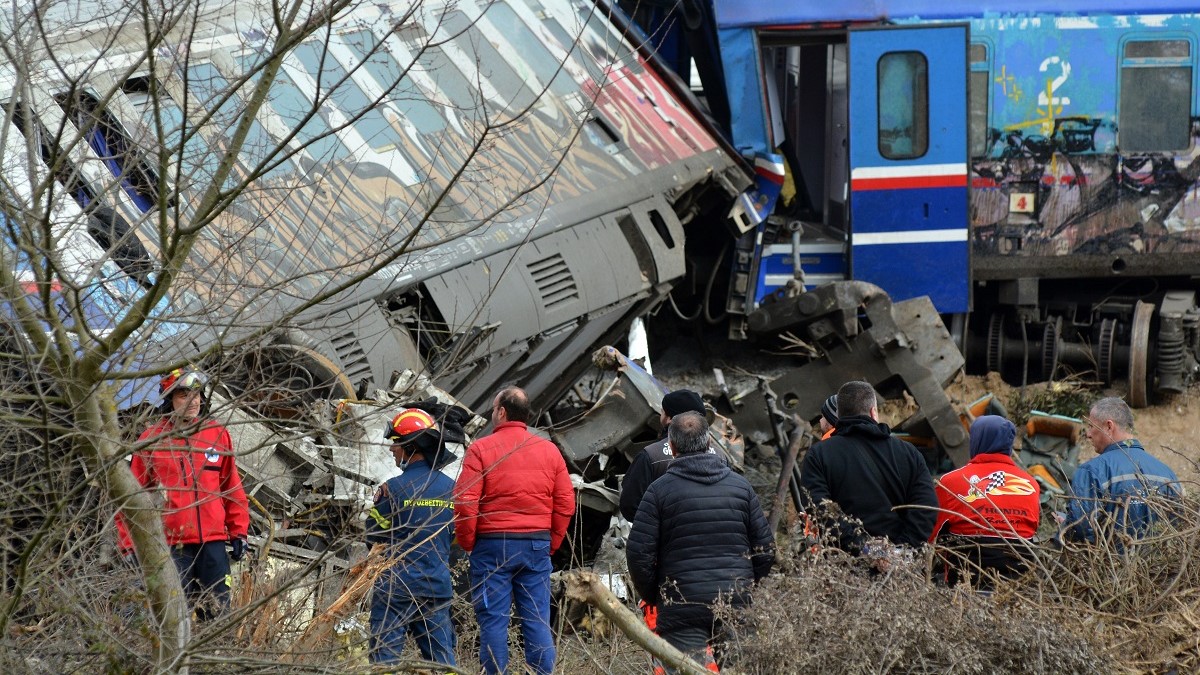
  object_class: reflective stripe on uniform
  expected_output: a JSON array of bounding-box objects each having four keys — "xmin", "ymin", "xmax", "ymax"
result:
[
  {"xmin": 403, "ymin": 498, "xmax": 454, "ymax": 509},
  {"xmin": 368, "ymin": 506, "xmax": 391, "ymax": 530}
]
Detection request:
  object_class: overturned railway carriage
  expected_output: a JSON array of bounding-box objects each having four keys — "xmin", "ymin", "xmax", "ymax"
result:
[
  {"xmin": 1, "ymin": 0, "xmax": 746, "ymax": 410},
  {"xmin": 0, "ymin": 0, "xmax": 748, "ymax": 560},
  {"xmin": 665, "ymin": 0, "xmax": 1200, "ymax": 404}
]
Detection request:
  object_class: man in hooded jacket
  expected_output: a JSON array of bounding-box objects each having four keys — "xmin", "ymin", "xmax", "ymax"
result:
[
  {"xmin": 626, "ymin": 412, "xmax": 775, "ymax": 670},
  {"xmin": 930, "ymin": 415, "xmax": 1040, "ymax": 585},
  {"xmin": 799, "ymin": 381, "xmax": 938, "ymax": 554}
]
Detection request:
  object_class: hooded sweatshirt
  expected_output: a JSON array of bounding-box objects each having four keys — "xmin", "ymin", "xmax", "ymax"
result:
[
  {"xmin": 800, "ymin": 415, "xmax": 938, "ymax": 552},
  {"xmin": 932, "ymin": 416, "xmax": 1040, "ymax": 541},
  {"xmin": 626, "ymin": 452, "xmax": 775, "ymax": 633}
]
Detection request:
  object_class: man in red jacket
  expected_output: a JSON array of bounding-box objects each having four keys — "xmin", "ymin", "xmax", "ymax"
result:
[
  {"xmin": 931, "ymin": 415, "xmax": 1040, "ymax": 587},
  {"xmin": 455, "ymin": 386, "xmax": 575, "ymax": 675},
  {"xmin": 126, "ymin": 367, "xmax": 250, "ymax": 620}
]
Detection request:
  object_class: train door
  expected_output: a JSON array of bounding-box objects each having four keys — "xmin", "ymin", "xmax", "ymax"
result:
[{"xmin": 847, "ymin": 25, "xmax": 970, "ymax": 313}]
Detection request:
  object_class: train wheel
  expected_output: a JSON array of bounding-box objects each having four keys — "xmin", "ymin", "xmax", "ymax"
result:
[
  {"xmin": 1041, "ymin": 317, "xmax": 1061, "ymax": 381},
  {"xmin": 1097, "ymin": 318, "xmax": 1116, "ymax": 385},
  {"xmin": 986, "ymin": 313, "xmax": 1005, "ymax": 374},
  {"xmin": 231, "ymin": 342, "xmax": 356, "ymax": 420},
  {"xmin": 1128, "ymin": 301, "xmax": 1153, "ymax": 408}
]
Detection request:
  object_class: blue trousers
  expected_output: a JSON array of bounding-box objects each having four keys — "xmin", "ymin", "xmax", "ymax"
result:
[
  {"xmin": 469, "ymin": 537, "xmax": 555, "ymax": 675},
  {"xmin": 171, "ymin": 541, "xmax": 230, "ymax": 622},
  {"xmin": 369, "ymin": 594, "xmax": 456, "ymax": 666}
]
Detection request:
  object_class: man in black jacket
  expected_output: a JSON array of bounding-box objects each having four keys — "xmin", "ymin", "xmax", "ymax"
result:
[
  {"xmin": 626, "ymin": 412, "xmax": 775, "ymax": 670},
  {"xmin": 618, "ymin": 389, "xmax": 708, "ymax": 523},
  {"xmin": 800, "ymin": 381, "xmax": 938, "ymax": 555}
]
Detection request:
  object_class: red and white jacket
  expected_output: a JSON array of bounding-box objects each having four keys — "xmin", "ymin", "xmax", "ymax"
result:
[
  {"xmin": 454, "ymin": 421, "xmax": 575, "ymax": 553},
  {"xmin": 931, "ymin": 453, "xmax": 1040, "ymax": 541},
  {"xmin": 120, "ymin": 417, "xmax": 250, "ymax": 547}
]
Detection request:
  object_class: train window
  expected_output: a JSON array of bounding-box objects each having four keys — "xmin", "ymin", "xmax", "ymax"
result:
[
  {"xmin": 11, "ymin": 103, "xmax": 96, "ymax": 208},
  {"xmin": 341, "ymin": 30, "xmax": 447, "ymax": 134},
  {"xmin": 122, "ymin": 76, "xmax": 215, "ymax": 199},
  {"xmin": 1119, "ymin": 39, "xmax": 1192, "ymax": 151},
  {"xmin": 394, "ymin": 25, "xmax": 485, "ymax": 125},
  {"xmin": 441, "ymin": 11, "xmax": 537, "ymax": 115},
  {"xmin": 482, "ymin": 4, "xmax": 577, "ymax": 99},
  {"xmin": 293, "ymin": 41, "xmax": 394, "ymax": 154},
  {"xmin": 185, "ymin": 62, "xmax": 293, "ymax": 182},
  {"xmin": 969, "ymin": 42, "xmax": 990, "ymax": 158},
  {"xmin": 234, "ymin": 55, "xmax": 352, "ymax": 164},
  {"xmin": 877, "ymin": 51, "xmax": 928, "ymax": 160},
  {"xmin": 56, "ymin": 90, "xmax": 159, "ymax": 212}
]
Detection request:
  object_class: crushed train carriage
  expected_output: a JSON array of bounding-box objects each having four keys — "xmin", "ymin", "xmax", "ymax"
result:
[{"xmin": 0, "ymin": 0, "xmax": 752, "ymax": 559}]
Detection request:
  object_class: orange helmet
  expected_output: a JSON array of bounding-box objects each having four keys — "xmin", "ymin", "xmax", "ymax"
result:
[
  {"xmin": 387, "ymin": 409, "xmax": 438, "ymax": 445},
  {"xmin": 161, "ymin": 367, "xmax": 207, "ymax": 396}
]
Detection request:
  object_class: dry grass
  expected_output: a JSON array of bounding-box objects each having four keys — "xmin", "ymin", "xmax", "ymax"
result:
[
  {"xmin": 712, "ymin": 493, "xmax": 1200, "ymax": 674},
  {"xmin": 7, "ymin": 496, "xmax": 1200, "ymax": 674}
]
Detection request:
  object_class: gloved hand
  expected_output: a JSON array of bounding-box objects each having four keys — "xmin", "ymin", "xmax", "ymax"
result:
[{"xmin": 230, "ymin": 537, "xmax": 247, "ymax": 562}]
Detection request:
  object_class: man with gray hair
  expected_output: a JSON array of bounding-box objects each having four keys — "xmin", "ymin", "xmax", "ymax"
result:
[
  {"xmin": 626, "ymin": 412, "xmax": 775, "ymax": 670},
  {"xmin": 800, "ymin": 380, "xmax": 938, "ymax": 554},
  {"xmin": 1065, "ymin": 396, "xmax": 1181, "ymax": 543}
]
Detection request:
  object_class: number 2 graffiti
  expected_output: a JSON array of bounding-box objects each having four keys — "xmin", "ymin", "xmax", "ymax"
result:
[{"xmin": 1037, "ymin": 56, "xmax": 1071, "ymax": 114}]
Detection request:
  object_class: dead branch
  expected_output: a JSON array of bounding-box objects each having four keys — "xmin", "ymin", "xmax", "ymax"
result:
[
  {"xmin": 562, "ymin": 570, "xmax": 728, "ymax": 675},
  {"xmin": 285, "ymin": 545, "xmax": 387, "ymax": 659}
]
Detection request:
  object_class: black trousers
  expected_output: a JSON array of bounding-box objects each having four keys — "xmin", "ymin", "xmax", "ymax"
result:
[{"xmin": 172, "ymin": 541, "xmax": 231, "ymax": 621}]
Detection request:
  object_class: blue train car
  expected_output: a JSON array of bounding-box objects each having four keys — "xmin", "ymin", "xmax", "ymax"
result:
[{"xmin": 659, "ymin": 0, "xmax": 1200, "ymax": 405}]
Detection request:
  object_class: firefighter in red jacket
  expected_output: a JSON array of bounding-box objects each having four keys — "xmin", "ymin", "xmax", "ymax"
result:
[
  {"xmin": 931, "ymin": 415, "xmax": 1040, "ymax": 587},
  {"xmin": 125, "ymin": 367, "xmax": 251, "ymax": 620}
]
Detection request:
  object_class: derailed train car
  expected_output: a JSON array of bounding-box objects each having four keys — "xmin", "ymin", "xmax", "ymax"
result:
[
  {"xmin": 0, "ymin": 0, "xmax": 753, "ymax": 561},
  {"xmin": 0, "ymin": 0, "xmax": 749, "ymax": 411}
]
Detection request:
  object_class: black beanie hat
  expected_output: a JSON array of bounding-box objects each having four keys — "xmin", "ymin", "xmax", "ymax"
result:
[
  {"xmin": 662, "ymin": 389, "xmax": 706, "ymax": 418},
  {"xmin": 821, "ymin": 394, "xmax": 839, "ymax": 426}
]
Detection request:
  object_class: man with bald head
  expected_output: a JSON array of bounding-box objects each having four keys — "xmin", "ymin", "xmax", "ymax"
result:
[
  {"xmin": 1065, "ymin": 397, "xmax": 1181, "ymax": 543},
  {"xmin": 455, "ymin": 386, "xmax": 575, "ymax": 675}
]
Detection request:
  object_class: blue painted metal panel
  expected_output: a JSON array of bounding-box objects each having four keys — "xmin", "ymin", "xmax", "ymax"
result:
[
  {"xmin": 849, "ymin": 25, "xmax": 970, "ymax": 313},
  {"xmin": 714, "ymin": 1, "xmax": 1200, "ymax": 29},
  {"xmin": 754, "ymin": 243, "xmax": 848, "ymax": 304},
  {"xmin": 854, "ymin": 240, "xmax": 968, "ymax": 311},
  {"xmin": 718, "ymin": 27, "xmax": 770, "ymax": 157}
]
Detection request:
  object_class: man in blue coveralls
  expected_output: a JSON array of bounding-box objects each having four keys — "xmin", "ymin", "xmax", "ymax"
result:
[
  {"xmin": 366, "ymin": 407, "xmax": 457, "ymax": 666},
  {"xmin": 1065, "ymin": 396, "xmax": 1182, "ymax": 544}
]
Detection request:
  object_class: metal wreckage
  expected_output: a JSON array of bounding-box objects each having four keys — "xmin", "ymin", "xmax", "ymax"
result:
[
  {"xmin": 222, "ymin": 278, "xmax": 1086, "ymax": 578},
  {"xmin": 222, "ymin": 282, "xmax": 979, "ymax": 568}
]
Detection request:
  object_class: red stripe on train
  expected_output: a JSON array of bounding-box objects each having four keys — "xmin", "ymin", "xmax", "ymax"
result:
[{"xmin": 851, "ymin": 174, "xmax": 968, "ymax": 191}]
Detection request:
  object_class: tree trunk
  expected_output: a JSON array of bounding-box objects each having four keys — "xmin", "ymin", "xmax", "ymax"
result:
[
  {"xmin": 562, "ymin": 571, "xmax": 725, "ymax": 675},
  {"xmin": 77, "ymin": 392, "xmax": 192, "ymax": 674}
]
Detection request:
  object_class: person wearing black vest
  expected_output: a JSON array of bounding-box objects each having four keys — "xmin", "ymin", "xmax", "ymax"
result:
[
  {"xmin": 618, "ymin": 389, "xmax": 708, "ymax": 523},
  {"xmin": 799, "ymin": 381, "xmax": 938, "ymax": 554}
]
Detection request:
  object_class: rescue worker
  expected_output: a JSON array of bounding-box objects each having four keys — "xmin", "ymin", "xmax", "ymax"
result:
[
  {"xmin": 1065, "ymin": 397, "xmax": 1182, "ymax": 543},
  {"xmin": 626, "ymin": 412, "xmax": 775, "ymax": 673},
  {"xmin": 799, "ymin": 381, "xmax": 938, "ymax": 555},
  {"xmin": 931, "ymin": 415, "xmax": 1040, "ymax": 587},
  {"xmin": 125, "ymin": 367, "xmax": 250, "ymax": 621},
  {"xmin": 366, "ymin": 407, "xmax": 457, "ymax": 667},
  {"xmin": 455, "ymin": 386, "xmax": 575, "ymax": 675}
]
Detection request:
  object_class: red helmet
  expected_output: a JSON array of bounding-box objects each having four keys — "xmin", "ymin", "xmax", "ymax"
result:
[
  {"xmin": 161, "ymin": 367, "xmax": 207, "ymax": 396},
  {"xmin": 388, "ymin": 409, "xmax": 438, "ymax": 445}
]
